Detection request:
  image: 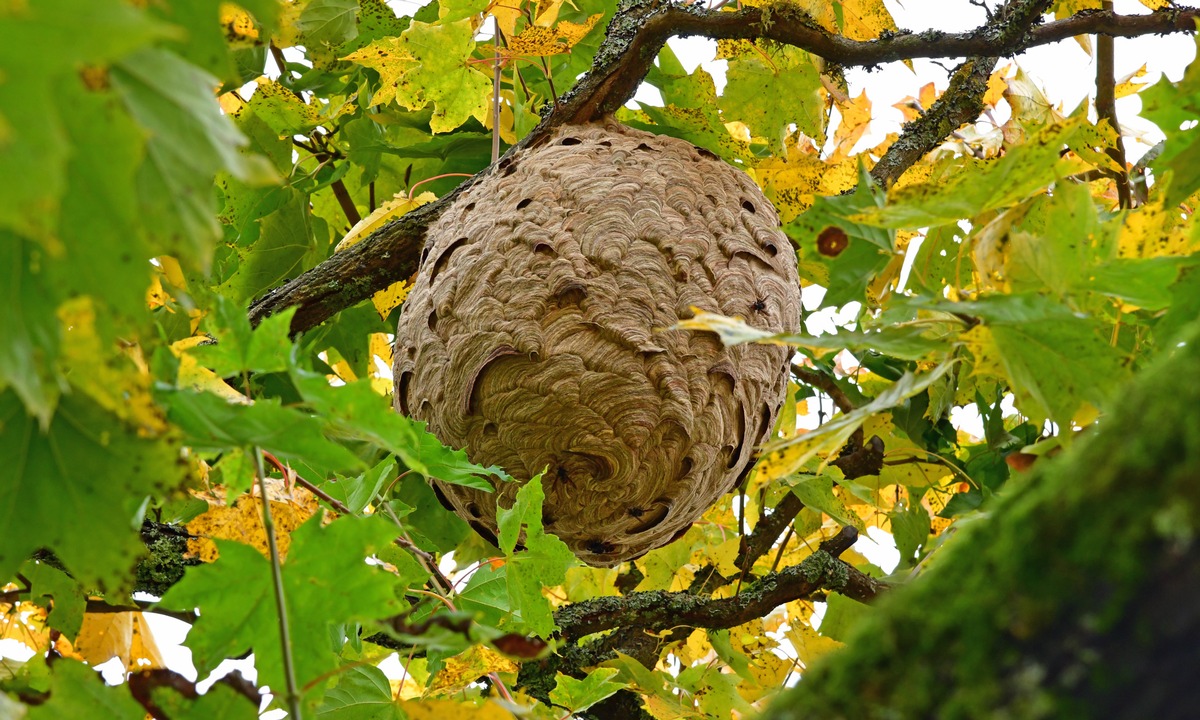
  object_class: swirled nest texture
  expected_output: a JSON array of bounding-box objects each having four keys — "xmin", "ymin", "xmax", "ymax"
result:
[{"xmin": 394, "ymin": 121, "xmax": 801, "ymax": 566}]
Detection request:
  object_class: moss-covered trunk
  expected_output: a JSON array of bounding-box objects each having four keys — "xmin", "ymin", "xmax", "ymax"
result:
[{"xmin": 764, "ymin": 323, "xmax": 1200, "ymax": 719}]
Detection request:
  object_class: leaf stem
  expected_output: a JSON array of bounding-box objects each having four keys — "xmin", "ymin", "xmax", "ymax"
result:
[{"xmin": 254, "ymin": 447, "xmax": 303, "ymax": 720}]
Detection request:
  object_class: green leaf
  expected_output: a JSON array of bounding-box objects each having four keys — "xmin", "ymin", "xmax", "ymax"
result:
[
  {"xmin": 676, "ymin": 310, "xmax": 955, "ymax": 361},
  {"xmin": 393, "ymin": 474, "xmax": 471, "ymax": 552},
  {"xmin": 216, "ymin": 187, "xmax": 315, "ymax": 304},
  {"xmin": 757, "ymin": 363, "xmax": 957, "ymax": 481},
  {"xmin": 817, "ymin": 593, "xmax": 870, "ymax": 643},
  {"xmin": 345, "ymin": 18, "xmax": 491, "ymax": 133},
  {"xmin": 26, "ymin": 660, "xmax": 144, "ymax": 720},
  {"xmin": 160, "ymin": 515, "xmax": 401, "ymax": 708},
  {"xmin": 921, "ymin": 294, "xmax": 1126, "ymax": 425},
  {"xmin": 299, "ymin": 0, "xmax": 360, "ymax": 47},
  {"xmin": 291, "ymin": 366, "xmax": 505, "ymax": 489},
  {"xmin": 160, "ymin": 389, "xmax": 365, "ymax": 476},
  {"xmin": 458, "ymin": 562, "xmax": 512, "ymax": 626},
  {"xmin": 149, "ymin": 683, "xmax": 259, "ymax": 720},
  {"xmin": 550, "ymin": 668, "xmax": 628, "ymax": 714},
  {"xmin": 192, "ymin": 297, "xmax": 296, "ymax": 376},
  {"xmin": 1142, "ymin": 36, "xmax": 1200, "ymax": 206},
  {"xmin": 720, "ymin": 45, "xmax": 823, "ymax": 150},
  {"xmin": 1084, "ymin": 257, "xmax": 1183, "ymax": 311},
  {"xmin": 319, "ymin": 664, "xmax": 404, "ymax": 720},
  {"xmin": 0, "ymin": 388, "xmax": 186, "ymax": 591},
  {"xmin": 858, "ymin": 120, "xmax": 1086, "ymax": 229},
  {"xmin": 324, "ymin": 458, "xmax": 395, "ymax": 515},
  {"xmin": 111, "ymin": 48, "xmax": 276, "ymax": 268},
  {"xmin": 54, "ymin": 82, "xmax": 152, "ymax": 320},
  {"xmin": 0, "ymin": 0, "xmax": 173, "ymax": 239},
  {"xmin": 21, "ymin": 561, "xmax": 86, "ymax": 638},
  {"xmin": 787, "ymin": 475, "xmax": 863, "ymax": 530},
  {"xmin": 0, "ymin": 233, "xmax": 61, "ymax": 424},
  {"xmin": 890, "ymin": 502, "xmax": 931, "ymax": 566},
  {"xmin": 495, "ymin": 476, "xmax": 575, "ymax": 637}
]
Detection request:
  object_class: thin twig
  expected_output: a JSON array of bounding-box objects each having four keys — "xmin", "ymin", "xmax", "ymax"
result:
[
  {"xmin": 492, "ymin": 16, "xmax": 503, "ymax": 164},
  {"xmin": 254, "ymin": 447, "xmax": 303, "ymax": 720}
]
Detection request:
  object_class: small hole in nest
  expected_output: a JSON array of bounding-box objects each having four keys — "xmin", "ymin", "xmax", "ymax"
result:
[
  {"xmin": 533, "ymin": 242, "xmax": 557, "ymax": 257},
  {"xmin": 555, "ymin": 282, "xmax": 587, "ymax": 306},
  {"xmin": 679, "ymin": 457, "xmax": 694, "ymax": 479},
  {"xmin": 695, "ymin": 146, "xmax": 718, "ymax": 160},
  {"xmin": 636, "ymin": 142, "xmax": 652, "ymax": 151},
  {"xmin": 432, "ymin": 484, "xmax": 455, "ymax": 512},
  {"xmin": 431, "ymin": 238, "xmax": 468, "ymax": 282},
  {"xmin": 765, "ymin": 243, "xmax": 778, "ymax": 256},
  {"xmin": 470, "ymin": 520, "xmax": 500, "ymax": 548},
  {"xmin": 516, "ymin": 198, "xmax": 533, "ymax": 210},
  {"xmin": 464, "ymin": 202, "xmax": 476, "ymax": 212},
  {"xmin": 397, "ymin": 372, "xmax": 413, "ymax": 415},
  {"xmin": 483, "ymin": 422, "xmax": 498, "ymax": 436},
  {"xmin": 742, "ymin": 200, "xmax": 756, "ymax": 213},
  {"xmin": 427, "ymin": 310, "xmax": 438, "ymax": 330},
  {"xmin": 599, "ymin": 140, "xmax": 612, "ymax": 147},
  {"xmin": 561, "ymin": 137, "xmax": 582, "ymax": 145},
  {"xmin": 467, "ymin": 502, "xmax": 481, "ymax": 518},
  {"xmin": 543, "ymin": 513, "xmax": 557, "ymax": 526}
]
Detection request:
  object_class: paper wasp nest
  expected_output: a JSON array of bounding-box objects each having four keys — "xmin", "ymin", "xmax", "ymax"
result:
[{"xmin": 394, "ymin": 121, "xmax": 801, "ymax": 566}]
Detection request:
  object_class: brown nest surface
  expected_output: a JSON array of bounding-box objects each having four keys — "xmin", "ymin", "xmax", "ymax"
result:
[{"xmin": 394, "ymin": 120, "xmax": 802, "ymax": 566}]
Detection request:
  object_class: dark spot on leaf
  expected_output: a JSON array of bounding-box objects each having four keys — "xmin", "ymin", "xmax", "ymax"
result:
[{"xmin": 817, "ymin": 226, "xmax": 849, "ymax": 257}]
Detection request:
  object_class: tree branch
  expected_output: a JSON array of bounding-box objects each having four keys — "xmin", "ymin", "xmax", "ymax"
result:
[
  {"xmin": 555, "ymin": 527, "xmax": 880, "ymax": 642},
  {"xmin": 1095, "ymin": 0, "xmax": 1132, "ymax": 209},
  {"xmin": 247, "ymin": 2, "xmax": 1196, "ymax": 335}
]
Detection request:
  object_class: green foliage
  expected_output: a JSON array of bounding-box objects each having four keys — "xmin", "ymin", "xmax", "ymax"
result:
[
  {"xmin": 496, "ymin": 476, "xmax": 576, "ymax": 637},
  {"xmin": 1, "ymin": 0, "xmax": 1197, "ymax": 718},
  {"xmin": 160, "ymin": 516, "xmax": 401, "ymax": 709}
]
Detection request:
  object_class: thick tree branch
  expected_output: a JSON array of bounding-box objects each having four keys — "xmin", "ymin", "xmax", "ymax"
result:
[
  {"xmin": 555, "ymin": 527, "xmax": 880, "ymax": 642},
  {"xmin": 870, "ymin": 55, "xmax": 998, "ymax": 188},
  {"xmin": 247, "ymin": 1, "xmax": 1196, "ymax": 335}
]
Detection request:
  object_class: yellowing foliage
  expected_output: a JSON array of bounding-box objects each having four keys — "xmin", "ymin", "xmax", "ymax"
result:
[{"xmin": 186, "ymin": 483, "xmax": 319, "ymax": 562}]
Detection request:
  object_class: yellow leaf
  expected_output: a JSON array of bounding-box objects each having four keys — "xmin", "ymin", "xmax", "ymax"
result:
[
  {"xmin": 1003, "ymin": 66, "xmax": 1065, "ymax": 131},
  {"xmin": 503, "ymin": 13, "xmax": 602, "ymax": 56},
  {"xmin": 337, "ymin": 191, "xmax": 437, "ymax": 252},
  {"xmin": 371, "ymin": 280, "xmax": 412, "ymax": 321},
  {"xmin": 1119, "ymin": 192, "xmax": 1199, "ymax": 258},
  {"xmin": 186, "ymin": 486, "xmax": 318, "ymax": 562},
  {"xmin": 171, "ymin": 336, "xmax": 251, "ymax": 405},
  {"xmin": 1114, "ymin": 63, "xmax": 1150, "ymax": 98},
  {"xmin": 398, "ymin": 698, "xmax": 512, "ymax": 719},
  {"xmin": 219, "ymin": 2, "xmax": 259, "ymax": 44},
  {"xmin": 1, "ymin": 602, "xmax": 49, "ymax": 653},
  {"xmin": 982, "ymin": 65, "xmax": 1011, "ymax": 108},
  {"xmin": 58, "ymin": 298, "xmax": 166, "ymax": 434},
  {"xmin": 834, "ymin": 0, "xmax": 900, "ymax": 41},
  {"xmin": 830, "ymin": 90, "xmax": 872, "ymax": 157},
  {"xmin": 430, "ymin": 645, "xmax": 518, "ymax": 694},
  {"xmin": 754, "ymin": 150, "xmax": 858, "ymax": 221},
  {"xmin": 72, "ymin": 611, "xmax": 163, "ymax": 670},
  {"xmin": 784, "ymin": 621, "xmax": 842, "ymax": 669}
]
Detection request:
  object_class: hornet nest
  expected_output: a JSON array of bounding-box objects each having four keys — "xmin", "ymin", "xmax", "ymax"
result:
[{"xmin": 394, "ymin": 120, "xmax": 801, "ymax": 567}]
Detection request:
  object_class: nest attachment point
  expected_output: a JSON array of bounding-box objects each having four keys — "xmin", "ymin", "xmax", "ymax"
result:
[{"xmin": 394, "ymin": 121, "xmax": 802, "ymax": 566}]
